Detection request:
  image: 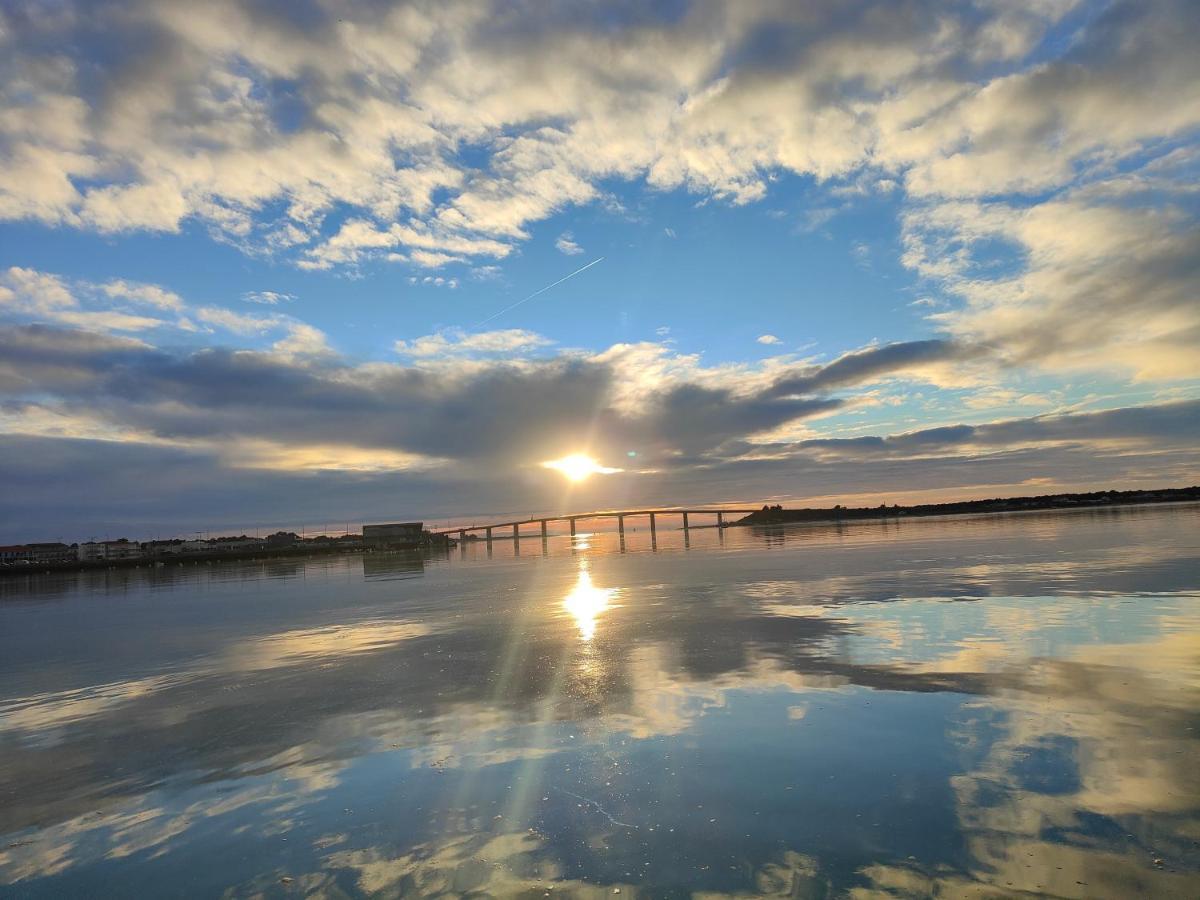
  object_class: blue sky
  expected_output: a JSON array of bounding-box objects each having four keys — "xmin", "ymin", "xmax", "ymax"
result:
[
  {"xmin": 0, "ymin": 173, "xmax": 924, "ymax": 360},
  {"xmin": 0, "ymin": 0, "xmax": 1197, "ymax": 540}
]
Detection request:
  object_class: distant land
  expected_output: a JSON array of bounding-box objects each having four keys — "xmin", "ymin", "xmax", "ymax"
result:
[{"xmin": 733, "ymin": 486, "xmax": 1200, "ymax": 527}]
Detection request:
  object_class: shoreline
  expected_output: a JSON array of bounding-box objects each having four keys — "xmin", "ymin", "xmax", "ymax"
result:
[
  {"xmin": 0, "ymin": 543, "xmax": 377, "ymax": 579},
  {"xmin": 731, "ymin": 487, "xmax": 1200, "ymax": 529}
]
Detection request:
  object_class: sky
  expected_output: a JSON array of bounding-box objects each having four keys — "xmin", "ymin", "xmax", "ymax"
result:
[{"xmin": 1, "ymin": 0, "xmax": 1198, "ymax": 542}]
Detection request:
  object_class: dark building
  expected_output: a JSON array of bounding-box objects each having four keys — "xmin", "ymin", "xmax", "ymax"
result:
[
  {"xmin": 0, "ymin": 545, "xmax": 32, "ymax": 565},
  {"xmin": 0, "ymin": 543, "xmax": 75, "ymax": 565},
  {"xmin": 362, "ymin": 522, "xmax": 424, "ymax": 549},
  {"xmin": 26, "ymin": 542, "xmax": 76, "ymax": 564}
]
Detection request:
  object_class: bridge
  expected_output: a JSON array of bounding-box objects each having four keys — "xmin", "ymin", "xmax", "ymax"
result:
[{"xmin": 432, "ymin": 508, "xmax": 761, "ymax": 543}]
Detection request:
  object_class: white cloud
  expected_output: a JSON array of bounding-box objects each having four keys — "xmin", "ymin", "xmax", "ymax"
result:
[
  {"xmin": 757, "ymin": 334, "xmax": 782, "ymax": 345},
  {"xmin": 6, "ymin": 0, "xmax": 1189, "ymax": 288},
  {"xmin": 100, "ymin": 280, "xmax": 186, "ymax": 312},
  {"xmin": 242, "ymin": 291, "xmax": 296, "ymax": 306},
  {"xmin": 470, "ymin": 265, "xmax": 502, "ymax": 281},
  {"xmin": 0, "ymin": 0, "xmax": 1195, "ymax": 387},
  {"xmin": 0, "ymin": 268, "xmax": 336, "ymax": 361},
  {"xmin": 411, "ymin": 275, "xmax": 459, "ymax": 289},
  {"xmin": 409, "ymin": 250, "xmax": 462, "ymax": 269},
  {"xmin": 903, "ymin": 174, "xmax": 1200, "ymax": 380},
  {"xmin": 272, "ymin": 322, "xmax": 333, "ymax": 360},
  {"xmin": 193, "ymin": 307, "xmax": 278, "ymax": 335},
  {"xmin": 0, "ymin": 267, "xmax": 167, "ymax": 333},
  {"xmin": 555, "ymin": 232, "xmax": 583, "ymax": 255},
  {"xmin": 394, "ymin": 328, "xmax": 553, "ymax": 358}
]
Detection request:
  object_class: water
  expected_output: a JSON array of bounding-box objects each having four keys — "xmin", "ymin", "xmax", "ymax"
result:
[{"xmin": 1, "ymin": 504, "xmax": 1198, "ymax": 898}]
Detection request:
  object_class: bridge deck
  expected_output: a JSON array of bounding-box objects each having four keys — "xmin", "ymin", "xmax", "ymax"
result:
[{"xmin": 432, "ymin": 508, "xmax": 762, "ymax": 536}]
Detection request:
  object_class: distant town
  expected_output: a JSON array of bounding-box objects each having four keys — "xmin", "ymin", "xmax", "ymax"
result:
[
  {"xmin": 0, "ymin": 522, "xmax": 447, "ymax": 573},
  {"xmin": 1, "ymin": 486, "xmax": 1197, "ymax": 576}
]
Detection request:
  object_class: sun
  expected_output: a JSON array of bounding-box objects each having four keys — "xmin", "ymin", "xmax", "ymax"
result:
[{"xmin": 541, "ymin": 453, "xmax": 622, "ymax": 482}]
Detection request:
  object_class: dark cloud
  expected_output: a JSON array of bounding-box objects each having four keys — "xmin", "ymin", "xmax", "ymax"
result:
[
  {"xmin": 1, "ymin": 327, "xmax": 1195, "ymax": 542},
  {"xmin": 768, "ymin": 340, "xmax": 972, "ymax": 397},
  {"xmin": 0, "ymin": 325, "xmax": 150, "ymax": 392},
  {"xmin": 794, "ymin": 400, "xmax": 1200, "ymax": 459},
  {"xmin": 0, "ymin": 325, "xmax": 856, "ymax": 469}
]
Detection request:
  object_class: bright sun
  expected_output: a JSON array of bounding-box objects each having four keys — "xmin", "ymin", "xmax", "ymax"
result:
[{"xmin": 541, "ymin": 453, "xmax": 622, "ymax": 482}]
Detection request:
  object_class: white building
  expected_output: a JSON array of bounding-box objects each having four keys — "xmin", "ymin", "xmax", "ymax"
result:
[{"xmin": 78, "ymin": 540, "xmax": 142, "ymax": 561}]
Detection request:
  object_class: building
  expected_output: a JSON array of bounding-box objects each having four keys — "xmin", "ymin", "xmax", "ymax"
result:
[
  {"xmin": 1, "ymin": 543, "xmax": 77, "ymax": 565},
  {"xmin": 207, "ymin": 537, "xmax": 266, "ymax": 553},
  {"xmin": 362, "ymin": 522, "xmax": 424, "ymax": 549},
  {"xmin": 177, "ymin": 537, "xmax": 266, "ymax": 554},
  {"xmin": 0, "ymin": 545, "xmax": 32, "ymax": 565},
  {"xmin": 266, "ymin": 531, "xmax": 299, "ymax": 547},
  {"xmin": 26, "ymin": 542, "xmax": 75, "ymax": 564},
  {"xmin": 140, "ymin": 540, "xmax": 185, "ymax": 556},
  {"xmin": 78, "ymin": 539, "xmax": 143, "ymax": 562}
]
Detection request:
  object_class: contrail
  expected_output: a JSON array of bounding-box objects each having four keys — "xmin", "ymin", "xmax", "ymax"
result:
[{"xmin": 475, "ymin": 257, "xmax": 604, "ymax": 328}]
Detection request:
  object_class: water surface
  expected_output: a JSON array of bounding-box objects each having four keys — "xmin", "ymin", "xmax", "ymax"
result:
[{"xmin": 2, "ymin": 505, "xmax": 1199, "ymax": 897}]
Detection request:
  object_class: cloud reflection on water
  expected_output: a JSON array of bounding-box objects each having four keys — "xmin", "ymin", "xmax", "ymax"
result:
[{"xmin": 0, "ymin": 506, "xmax": 1197, "ymax": 896}]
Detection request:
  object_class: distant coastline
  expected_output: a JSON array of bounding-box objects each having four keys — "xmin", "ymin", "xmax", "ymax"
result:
[
  {"xmin": 732, "ymin": 486, "xmax": 1200, "ymax": 527},
  {"xmin": 3, "ymin": 486, "xmax": 1197, "ymax": 578}
]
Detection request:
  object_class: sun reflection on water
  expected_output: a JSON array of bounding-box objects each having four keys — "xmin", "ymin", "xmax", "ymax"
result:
[{"xmin": 562, "ymin": 563, "xmax": 617, "ymax": 640}]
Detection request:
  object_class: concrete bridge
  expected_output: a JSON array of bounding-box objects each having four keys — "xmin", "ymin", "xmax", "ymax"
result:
[{"xmin": 433, "ymin": 508, "xmax": 761, "ymax": 544}]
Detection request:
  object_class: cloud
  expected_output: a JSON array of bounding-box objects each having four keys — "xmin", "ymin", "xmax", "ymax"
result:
[
  {"xmin": 1, "ymin": 267, "xmax": 168, "ymax": 334},
  {"xmin": 1, "ymin": 316, "xmax": 1196, "ymax": 540},
  {"xmin": 470, "ymin": 265, "xmax": 502, "ymax": 282},
  {"xmin": 242, "ymin": 291, "xmax": 295, "ymax": 306},
  {"xmin": 100, "ymin": 280, "xmax": 186, "ymax": 312},
  {"xmin": 409, "ymin": 250, "xmax": 462, "ymax": 269},
  {"xmin": 0, "ymin": 268, "xmax": 333, "ymax": 363},
  {"xmin": 790, "ymin": 400, "xmax": 1200, "ymax": 461},
  {"xmin": 904, "ymin": 181, "xmax": 1200, "ymax": 380},
  {"xmin": 554, "ymin": 232, "xmax": 583, "ymax": 255},
  {"xmin": 193, "ymin": 307, "xmax": 277, "ymax": 335},
  {"xmin": 271, "ymin": 322, "xmax": 333, "ymax": 360},
  {"xmin": 394, "ymin": 328, "xmax": 554, "ymax": 358},
  {"xmin": 0, "ymin": 0, "xmax": 1193, "ymax": 316},
  {"xmin": 893, "ymin": 0, "xmax": 1200, "ymax": 201},
  {"xmin": 408, "ymin": 275, "xmax": 460, "ymax": 289},
  {"xmin": 2, "ymin": 316, "xmax": 953, "ymax": 500},
  {"xmin": 768, "ymin": 339, "xmax": 978, "ymax": 397},
  {"xmin": 757, "ymin": 334, "xmax": 781, "ymax": 345}
]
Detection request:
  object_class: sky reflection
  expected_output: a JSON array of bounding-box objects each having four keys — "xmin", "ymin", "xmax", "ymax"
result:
[{"xmin": 0, "ymin": 505, "xmax": 1198, "ymax": 896}]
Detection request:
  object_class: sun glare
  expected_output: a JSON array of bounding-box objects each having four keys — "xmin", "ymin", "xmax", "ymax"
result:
[
  {"xmin": 541, "ymin": 453, "xmax": 621, "ymax": 482},
  {"xmin": 563, "ymin": 564, "xmax": 617, "ymax": 640}
]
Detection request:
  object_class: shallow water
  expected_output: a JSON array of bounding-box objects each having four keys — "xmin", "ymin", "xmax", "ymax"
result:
[{"xmin": 1, "ymin": 504, "xmax": 1199, "ymax": 898}]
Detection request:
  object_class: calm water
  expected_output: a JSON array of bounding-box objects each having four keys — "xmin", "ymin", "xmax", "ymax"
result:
[{"xmin": 1, "ymin": 505, "xmax": 1199, "ymax": 898}]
